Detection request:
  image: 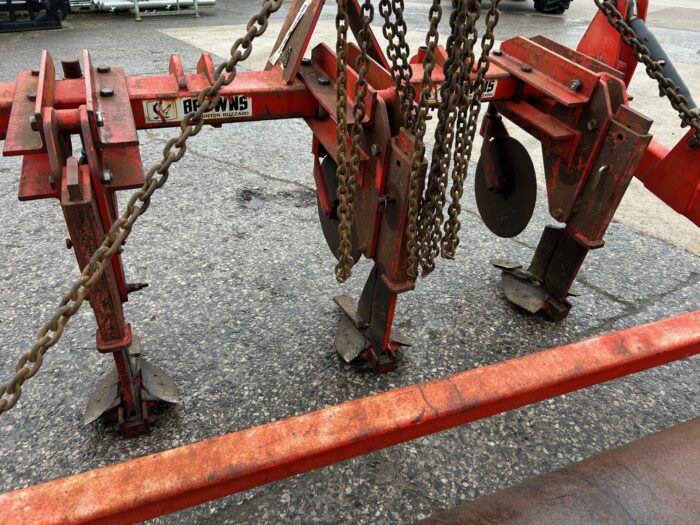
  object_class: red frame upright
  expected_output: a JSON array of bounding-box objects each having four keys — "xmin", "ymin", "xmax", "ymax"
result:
[
  {"xmin": 0, "ymin": 0, "xmax": 698, "ymax": 520},
  {"xmin": 0, "ymin": 0, "xmax": 697, "ymax": 432}
]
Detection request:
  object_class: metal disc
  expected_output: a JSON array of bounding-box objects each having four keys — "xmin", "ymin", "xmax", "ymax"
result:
[
  {"xmin": 475, "ymin": 136, "xmax": 537, "ymax": 238},
  {"xmin": 316, "ymin": 156, "xmax": 362, "ymax": 262}
]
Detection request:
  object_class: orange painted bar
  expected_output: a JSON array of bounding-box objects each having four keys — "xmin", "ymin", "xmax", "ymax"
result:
[{"xmin": 1, "ymin": 310, "xmax": 699, "ymax": 524}]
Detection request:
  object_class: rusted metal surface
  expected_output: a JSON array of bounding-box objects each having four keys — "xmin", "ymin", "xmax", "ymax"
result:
[
  {"xmin": 417, "ymin": 418, "xmax": 700, "ymax": 525},
  {"xmin": 1, "ymin": 0, "xmax": 698, "ymax": 434},
  {"xmin": 1, "ymin": 310, "xmax": 699, "ymax": 524},
  {"xmin": 474, "ymin": 136, "xmax": 537, "ymax": 238},
  {"xmin": 0, "ymin": 53, "xmax": 541, "ymax": 141},
  {"xmin": 577, "ymin": 0, "xmax": 648, "ymax": 85},
  {"xmin": 491, "ymin": 37, "xmax": 597, "ymax": 107},
  {"xmin": 59, "ymin": 157, "xmax": 148, "ymax": 430},
  {"xmin": 486, "ymin": 29, "xmax": 664, "ymax": 320},
  {"xmin": 0, "ymin": 67, "xmax": 320, "ymax": 137},
  {"xmin": 3, "ymin": 70, "xmax": 42, "ymax": 155}
]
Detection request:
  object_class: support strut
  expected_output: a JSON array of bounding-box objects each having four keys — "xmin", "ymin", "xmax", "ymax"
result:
[{"xmin": 1, "ymin": 310, "xmax": 697, "ymax": 523}]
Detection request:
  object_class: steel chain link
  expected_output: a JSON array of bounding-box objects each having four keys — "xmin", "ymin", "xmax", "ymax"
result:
[
  {"xmin": 0, "ymin": 0, "xmax": 284, "ymax": 414},
  {"xmin": 417, "ymin": 0, "xmax": 477, "ymax": 276},
  {"xmin": 379, "ymin": 0, "xmax": 417, "ymax": 130},
  {"xmin": 442, "ymin": 0, "xmax": 501, "ymax": 259},
  {"xmin": 333, "ymin": 0, "xmax": 351, "ymax": 282},
  {"xmin": 405, "ymin": 1, "xmax": 443, "ymax": 279},
  {"xmin": 334, "ymin": 0, "xmax": 374, "ymax": 283},
  {"xmin": 595, "ymin": 0, "xmax": 700, "ymax": 137},
  {"xmin": 410, "ymin": 0, "xmax": 502, "ymax": 276}
]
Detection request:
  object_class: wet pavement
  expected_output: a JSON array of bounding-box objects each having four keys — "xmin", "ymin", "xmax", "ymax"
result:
[{"xmin": 0, "ymin": 1, "xmax": 698, "ymax": 524}]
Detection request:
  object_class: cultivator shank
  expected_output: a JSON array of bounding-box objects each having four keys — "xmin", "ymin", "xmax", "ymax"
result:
[
  {"xmin": 0, "ymin": 0, "xmax": 698, "ymax": 520},
  {"xmin": 0, "ymin": 1, "xmax": 698, "ymax": 513},
  {"xmin": 0, "ymin": 0, "xmax": 698, "ymax": 425}
]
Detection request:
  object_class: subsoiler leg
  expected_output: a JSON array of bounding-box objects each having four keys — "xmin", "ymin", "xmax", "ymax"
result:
[{"xmin": 60, "ymin": 157, "xmax": 150, "ymax": 436}]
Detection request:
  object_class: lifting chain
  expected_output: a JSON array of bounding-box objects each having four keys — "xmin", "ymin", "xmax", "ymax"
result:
[
  {"xmin": 411, "ymin": 0, "xmax": 502, "ymax": 277},
  {"xmin": 442, "ymin": 0, "xmax": 501, "ymax": 259},
  {"xmin": 379, "ymin": 0, "xmax": 417, "ymax": 130},
  {"xmin": 417, "ymin": 1, "xmax": 478, "ymax": 276},
  {"xmin": 595, "ymin": 0, "xmax": 700, "ymax": 138},
  {"xmin": 334, "ymin": 0, "xmax": 374, "ymax": 283},
  {"xmin": 405, "ymin": 1, "xmax": 443, "ymax": 279},
  {"xmin": 0, "ymin": 0, "xmax": 284, "ymax": 415}
]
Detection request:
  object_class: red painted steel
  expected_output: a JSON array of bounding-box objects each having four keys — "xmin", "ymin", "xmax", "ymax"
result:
[
  {"xmin": 1, "ymin": 310, "xmax": 698, "ymax": 525},
  {"xmin": 0, "ymin": 70, "xmax": 320, "ymax": 138},
  {"xmin": 1, "ymin": 59, "xmax": 528, "ymax": 140},
  {"xmin": 577, "ymin": 0, "xmax": 648, "ymax": 85},
  {"xmin": 637, "ymin": 130, "xmax": 700, "ymax": 226}
]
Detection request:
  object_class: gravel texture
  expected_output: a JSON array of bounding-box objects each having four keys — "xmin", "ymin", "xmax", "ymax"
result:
[{"xmin": 0, "ymin": 2, "xmax": 698, "ymax": 524}]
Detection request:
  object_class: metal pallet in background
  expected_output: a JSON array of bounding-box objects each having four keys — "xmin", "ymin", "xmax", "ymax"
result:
[
  {"xmin": 69, "ymin": 0, "xmax": 94, "ymax": 12},
  {"xmin": 94, "ymin": 0, "xmax": 216, "ymax": 21},
  {"xmin": 0, "ymin": 0, "xmax": 70, "ymax": 32}
]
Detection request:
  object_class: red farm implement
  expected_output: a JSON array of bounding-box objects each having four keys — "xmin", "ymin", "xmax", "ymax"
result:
[{"xmin": 0, "ymin": 0, "xmax": 698, "ymax": 522}]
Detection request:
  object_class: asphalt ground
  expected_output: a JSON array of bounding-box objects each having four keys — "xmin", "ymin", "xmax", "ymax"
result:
[{"xmin": 0, "ymin": 1, "xmax": 699, "ymax": 524}]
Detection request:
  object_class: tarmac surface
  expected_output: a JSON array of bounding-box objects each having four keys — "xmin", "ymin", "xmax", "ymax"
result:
[{"xmin": 0, "ymin": 1, "xmax": 699, "ymax": 524}]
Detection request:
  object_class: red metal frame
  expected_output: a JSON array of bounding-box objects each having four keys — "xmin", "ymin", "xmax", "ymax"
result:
[
  {"xmin": 0, "ymin": 0, "xmax": 697, "ymax": 431},
  {"xmin": 0, "ymin": 1, "xmax": 698, "ymax": 520},
  {"xmin": 1, "ymin": 310, "xmax": 698, "ymax": 524}
]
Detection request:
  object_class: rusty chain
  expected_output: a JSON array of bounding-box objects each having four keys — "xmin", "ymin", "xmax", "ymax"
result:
[
  {"xmin": 595, "ymin": 0, "xmax": 700, "ymax": 138},
  {"xmin": 417, "ymin": 0, "xmax": 477, "ymax": 276},
  {"xmin": 442, "ymin": 0, "xmax": 501, "ymax": 259},
  {"xmin": 410, "ymin": 0, "xmax": 502, "ymax": 276},
  {"xmin": 405, "ymin": 1, "xmax": 443, "ymax": 279},
  {"xmin": 334, "ymin": 0, "xmax": 374, "ymax": 283},
  {"xmin": 379, "ymin": 0, "xmax": 417, "ymax": 130},
  {"xmin": 333, "ymin": 0, "xmax": 351, "ymax": 282},
  {"xmin": 0, "ymin": 0, "xmax": 284, "ymax": 414}
]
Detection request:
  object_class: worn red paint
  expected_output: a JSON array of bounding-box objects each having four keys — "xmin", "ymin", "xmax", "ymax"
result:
[{"xmin": 1, "ymin": 310, "xmax": 698, "ymax": 525}]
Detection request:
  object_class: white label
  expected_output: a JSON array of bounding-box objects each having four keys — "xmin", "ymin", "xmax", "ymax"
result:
[
  {"xmin": 269, "ymin": 0, "xmax": 313, "ymax": 66},
  {"xmin": 424, "ymin": 79, "xmax": 499, "ymax": 106},
  {"xmin": 144, "ymin": 99, "xmax": 179, "ymax": 123},
  {"xmin": 143, "ymin": 95, "xmax": 253, "ymax": 124},
  {"xmin": 482, "ymin": 79, "xmax": 498, "ymax": 99}
]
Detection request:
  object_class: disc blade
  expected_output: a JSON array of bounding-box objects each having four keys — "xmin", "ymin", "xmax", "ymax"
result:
[
  {"xmin": 83, "ymin": 367, "xmax": 120, "ymax": 425},
  {"xmin": 475, "ymin": 136, "xmax": 537, "ymax": 238},
  {"xmin": 316, "ymin": 156, "xmax": 362, "ymax": 262}
]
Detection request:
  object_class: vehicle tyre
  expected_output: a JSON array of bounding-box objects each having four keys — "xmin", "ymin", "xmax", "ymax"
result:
[{"xmin": 534, "ymin": 0, "xmax": 571, "ymax": 15}]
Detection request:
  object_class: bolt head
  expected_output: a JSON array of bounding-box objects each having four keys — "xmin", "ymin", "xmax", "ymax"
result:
[
  {"xmin": 65, "ymin": 238, "xmax": 73, "ymax": 250},
  {"xmin": 569, "ymin": 79, "xmax": 583, "ymax": 92},
  {"xmin": 30, "ymin": 69, "xmax": 40, "ymax": 76},
  {"xmin": 97, "ymin": 65, "xmax": 111, "ymax": 73},
  {"xmin": 301, "ymin": 57, "xmax": 312, "ymax": 66},
  {"xmin": 28, "ymin": 115, "xmax": 39, "ymax": 131},
  {"xmin": 26, "ymin": 91, "xmax": 37, "ymax": 101},
  {"xmin": 520, "ymin": 65, "xmax": 532, "ymax": 73},
  {"xmin": 371, "ymin": 144, "xmax": 380, "ymax": 157},
  {"xmin": 318, "ymin": 76, "xmax": 331, "ymax": 86},
  {"xmin": 99, "ymin": 87, "xmax": 114, "ymax": 97},
  {"xmin": 95, "ymin": 112, "xmax": 105, "ymax": 127},
  {"xmin": 101, "ymin": 169, "xmax": 113, "ymax": 184},
  {"xmin": 492, "ymin": 49, "xmax": 503, "ymax": 56},
  {"xmin": 587, "ymin": 119, "xmax": 599, "ymax": 131}
]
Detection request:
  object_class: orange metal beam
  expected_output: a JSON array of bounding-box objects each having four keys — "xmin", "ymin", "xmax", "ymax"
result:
[{"xmin": 2, "ymin": 310, "xmax": 699, "ymax": 525}]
